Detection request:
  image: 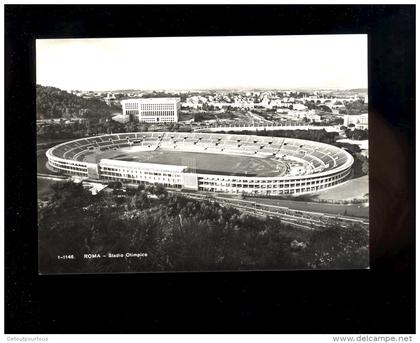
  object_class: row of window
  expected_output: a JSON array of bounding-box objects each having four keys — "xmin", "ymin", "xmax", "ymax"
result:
[
  {"xmin": 101, "ymin": 176, "xmax": 183, "ymax": 188},
  {"xmin": 98, "ymin": 169, "xmax": 348, "ymax": 191},
  {"xmin": 124, "ymin": 104, "xmax": 176, "ymax": 111},
  {"xmin": 140, "ymin": 111, "xmax": 176, "ymax": 116},
  {"xmin": 124, "ymin": 103, "xmax": 139, "ymax": 109},
  {"xmin": 100, "ymin": 172, "xmax": 181, "ymax": 182},
  {"xmin": 139, "ymin": 119, "xmax": 176, "ymax": 123},
  {"xmin": 199, "ymin": 179, "xmax": 344, "ymax": 194},
  {"xmin": 138, "ymin": 104, "xmax": 176, "ymax": 109},
  {"xmin": 199, "ymin": 171, "xmax": 349, "ymax": 185},
  {"xmin": 125, "ymin": 110, "xmax": 139, "ymax": 115},
  {"xmin": 101, "ymin": 167, "xmax": 178, "ymax": 178},
  {"xmin": 49, "ymin": 160, "xmax": 88, "ymax": 173},
  {"xmin": 49, "ymin": 159, "xmax": 86, "ymax": 168},
  {"xmin": 199, "ymin": 182, "xmax": 341, "ymax": 194}
]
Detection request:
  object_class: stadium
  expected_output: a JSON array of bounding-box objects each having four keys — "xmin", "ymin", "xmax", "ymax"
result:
[{"xmin": 46, "ymin": 132, "xmax": 354, "ymax": 196}]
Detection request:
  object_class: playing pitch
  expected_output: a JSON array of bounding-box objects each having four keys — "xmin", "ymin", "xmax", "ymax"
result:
[{"xmin": 85, "ymin": 149, "xmax": 287, "ymax": 177}]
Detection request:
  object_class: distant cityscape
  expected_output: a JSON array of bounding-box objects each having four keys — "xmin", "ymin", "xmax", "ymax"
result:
[{"xmin": 37, "ymin": 87, "xmax": 368, "ymax": 145}]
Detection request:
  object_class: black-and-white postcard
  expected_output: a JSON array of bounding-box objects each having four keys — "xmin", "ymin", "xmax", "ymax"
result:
[{"xmin": 37, "ymin": 35, "xmax": 369, "ymax": 274}]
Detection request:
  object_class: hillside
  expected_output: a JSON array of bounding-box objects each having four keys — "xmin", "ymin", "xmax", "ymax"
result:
[
  {"xmin": 38, "ymin": 182, "xmax": 369, "ymax": 274},
  {"xmin": 36, "ymin": 85, "xmax": 121, "ymax": 120}
]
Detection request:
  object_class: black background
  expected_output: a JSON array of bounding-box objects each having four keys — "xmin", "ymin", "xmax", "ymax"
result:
[{"xmin": 5, "ymin": 5, "xmax": 415, "ymax": 333}]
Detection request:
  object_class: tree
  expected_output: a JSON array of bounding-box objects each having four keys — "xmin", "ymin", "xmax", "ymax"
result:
[
  {"xmin": 36, "ymin": 85, "xmax": 121, "ymax": 121},
  {"xmin": 343, "ymin": 99, "xmax": 368, "ymax": 115},
  {"xmin": 131, "ymin": 192, "xmax": 150, "ymax": 209},
  {"xmin": 155, "ymin": 183, "xmax": 167, "ymax": 196},
  {"xmin": 50, "ymin": 181, "xmax": 92, "ymax": 208},
  {"xmin": 39, "ymin": 180, "xmax": 369, "ymax": 274},
  {"xmin": 348, "ymin": 129, "xmax": 368, "ymax": 140},
  {"xmin": 316, "ymin": 105, "xmax": 332, "ymax": 113}
]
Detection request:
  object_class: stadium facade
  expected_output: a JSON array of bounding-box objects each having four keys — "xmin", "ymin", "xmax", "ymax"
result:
[
  {"xmin": 46, "ymin": 132, "xmax": 354, "ymax": 196},
  {"xmin": 121, "ymin": 98, "xmax": 180, "ymax": 123}
]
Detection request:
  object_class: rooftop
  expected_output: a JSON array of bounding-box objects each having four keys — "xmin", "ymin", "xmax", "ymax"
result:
[{"xmin": 121, "ymin": 97, "xmax": 180, "ymax": 104}]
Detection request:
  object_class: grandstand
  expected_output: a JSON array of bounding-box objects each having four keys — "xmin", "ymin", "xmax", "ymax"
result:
[{"xmin": 46, "ymin": 132, "xmax": 354, "ymax": 196}]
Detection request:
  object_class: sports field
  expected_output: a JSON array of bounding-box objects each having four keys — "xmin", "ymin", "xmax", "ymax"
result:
[{"xmin": 84, "ymin": 148, "xmax": 287, "ymax": 177}]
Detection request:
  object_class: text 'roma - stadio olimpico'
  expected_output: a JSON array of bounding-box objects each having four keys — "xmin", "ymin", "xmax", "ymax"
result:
[{"xmin": 46, "ymin": 132, "xmax": 354, "ymax": 196}]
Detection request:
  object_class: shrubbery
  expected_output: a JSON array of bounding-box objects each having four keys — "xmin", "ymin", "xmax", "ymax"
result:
[
  {"xmin": 36, "ymin": 84, "xmax": 121, "ymax": 120},
  {"xmin": 38, "ymin": 182, "xmax": 369, "ymax": 274}
]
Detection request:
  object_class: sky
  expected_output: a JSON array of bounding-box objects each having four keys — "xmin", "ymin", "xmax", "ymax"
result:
[{"xmin": 36, "ymin": 35, "xmax": 367, "ymax": 92}]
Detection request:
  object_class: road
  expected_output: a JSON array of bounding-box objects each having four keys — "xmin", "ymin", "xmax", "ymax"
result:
[
  {"xmin": 177, "ymin": 191, "xmax": 369, "ymax": 231},
  {"xmin": 239, "ymin": 196, "xmax": 369, "ymax": 219},
  {"xmin": 246, "ymin": 111, "xmax": 273, "ymax": 124}
]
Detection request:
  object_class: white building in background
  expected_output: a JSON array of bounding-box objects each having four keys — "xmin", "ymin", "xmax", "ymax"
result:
[
  {"xmin": 343, "ymin": 113, "xmax": 368, "ymax": 129},
  {"xmin": 293, "ymin": 103, "xmax": 308, "ymax": 111},
  {"xmin": 233, "ymin": 99, "xmax": 254, "ymax": 109},
  {"xmin": 105, "ymin": 93, "xmax": 116, "ymax": 105},
  {"xmin": 121, "ymin": 98, "xmax": 180, "ymax": 123},
  {"xmin": 307, "ymin": 113, "xmax": 322, "ymax": 123}
]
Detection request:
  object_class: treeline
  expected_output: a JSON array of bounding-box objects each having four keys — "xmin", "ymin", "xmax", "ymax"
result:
[
  {"xmin": 38, "ymin": 182, "xmax": 368, "ymax": 274},
  {"xmin": 37, "ymin": 117, "xmax": 131, "ymax": 140},
  {"xmin": 339, "ymin": 100, "xmax": 368, "ymax": 115},
  {"xmin": 353, "ymin": 153, "xmax": 369, "ymax": 177},
  {"xmin": 304, "ymin": 102, "xmax": 333, "ymax": 113},
  {"xmin": 194, "ymin": 112, "xmax": 237, "ymax": 122},
  {"xmin": 37, "ymin": 118, "xmax": 193, "ymax": 140},
  {"xmin": 36, "ymin": 85, "xmax": 121, "ymax": 120},
  {"xmin": 344, "ymin": 128, "xmax": 369, "ymax": 140},
  {"xmin": 218, "ymin": 129, "xmax": 339, "ymax": 145},
  {"xmin": 335, "ymin": 143, "xmax": 369, "ymax": 177},
  {"xmin": 141, "ymin": 91, "xmax": 186, "ymax": 102}
]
